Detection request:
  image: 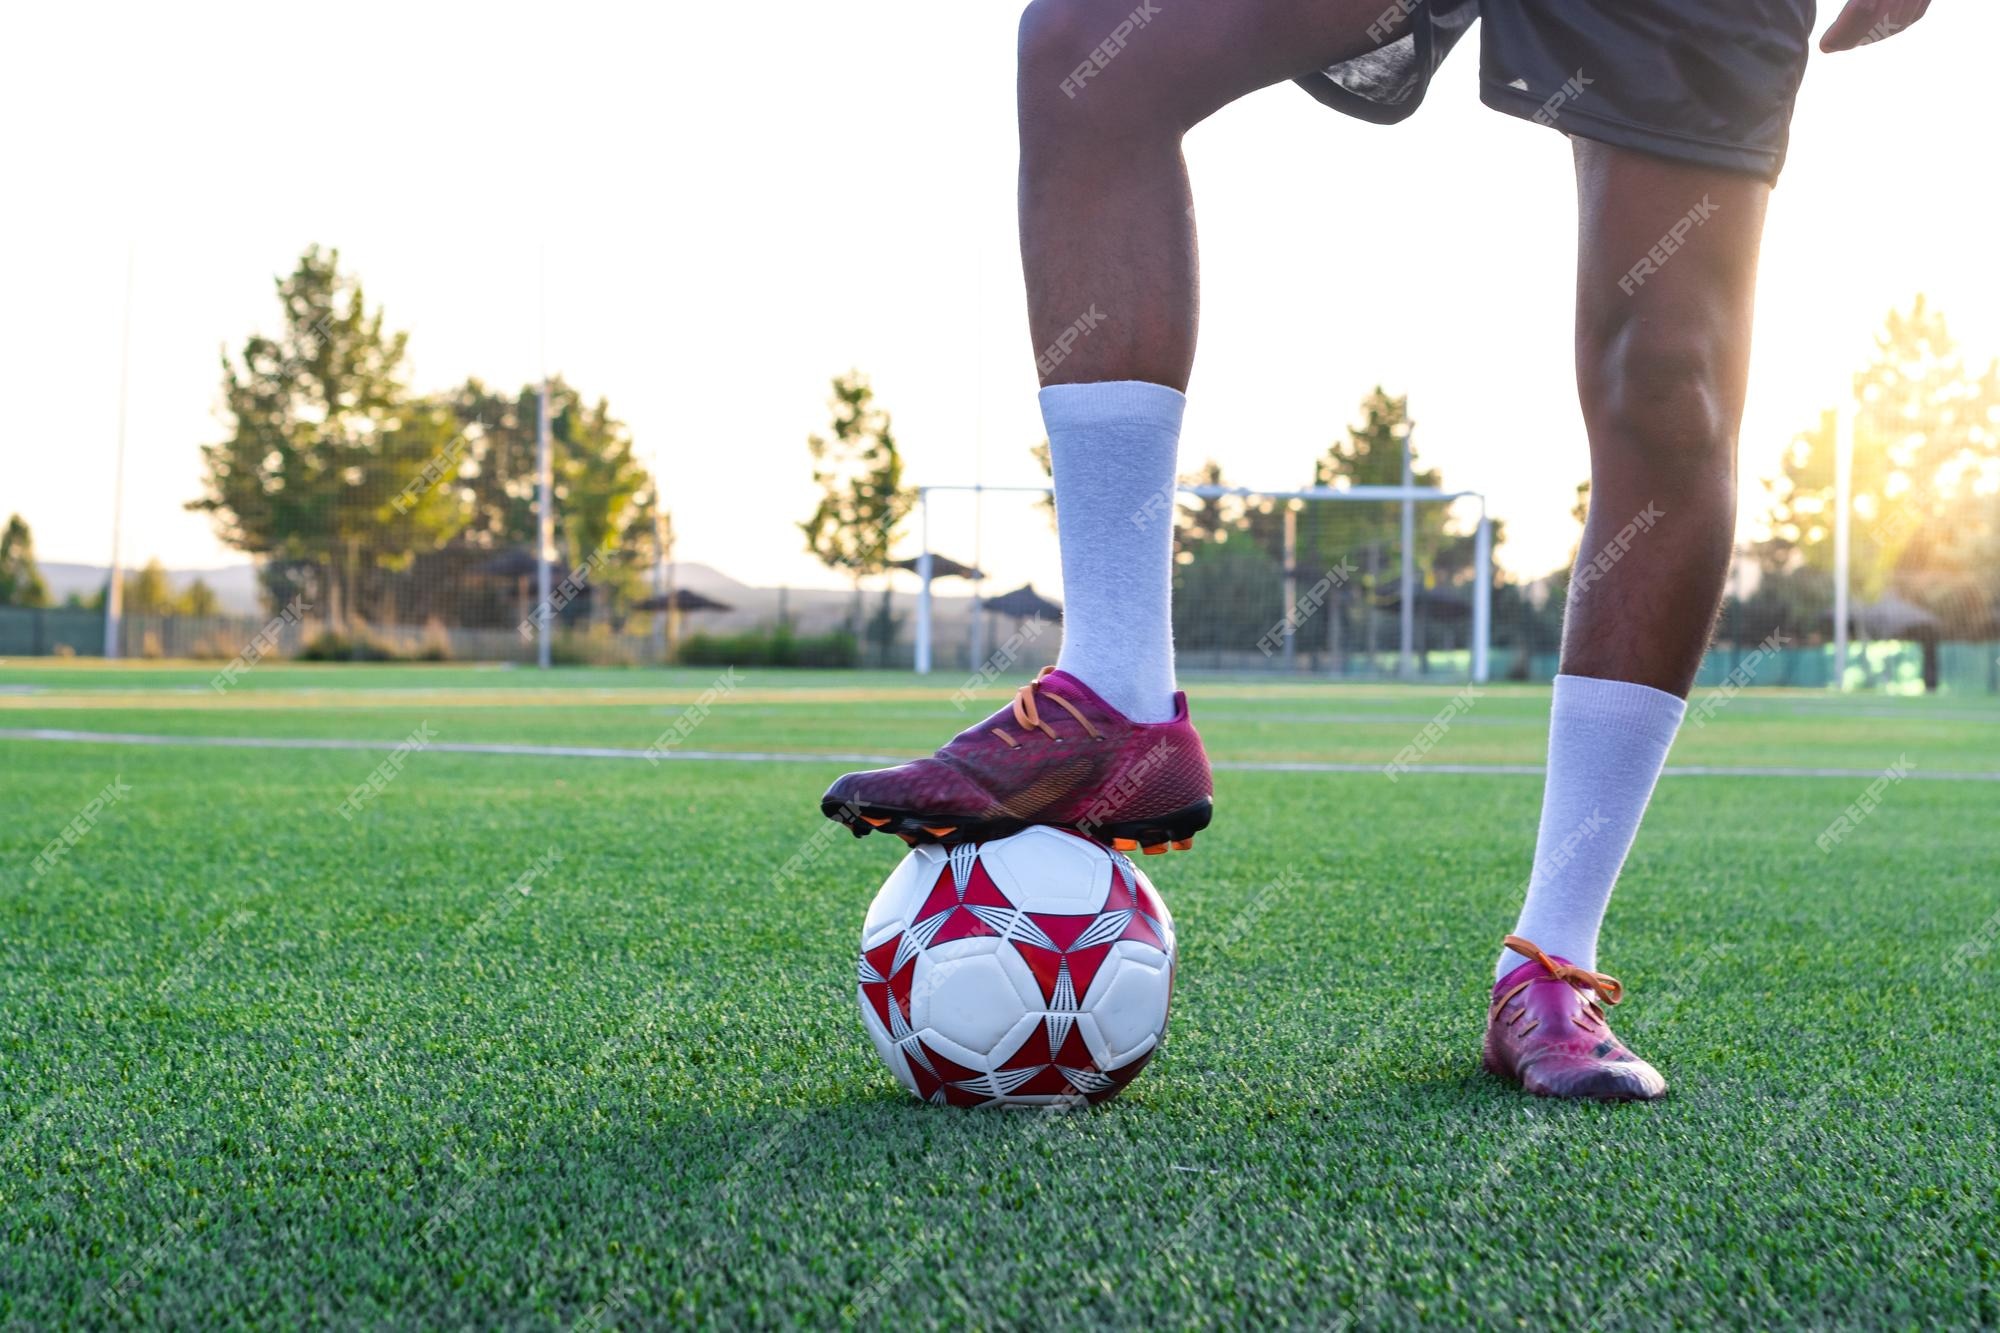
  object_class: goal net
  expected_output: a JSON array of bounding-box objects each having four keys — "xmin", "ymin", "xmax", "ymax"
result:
[{"xmin": 908, "ymin": 483, "xmax": 1502, "ymax": 683}]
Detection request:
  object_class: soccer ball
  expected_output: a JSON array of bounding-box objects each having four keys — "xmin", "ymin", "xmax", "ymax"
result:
[{"xmin": 856, "ymin": 826, "xmax": 1176, "ymax": 1108}]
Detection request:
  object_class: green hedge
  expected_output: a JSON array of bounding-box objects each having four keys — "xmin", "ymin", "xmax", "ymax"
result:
[
  {"xmin": 676, "ymin": 627, "xmax": 857, "ymax": 669},
  {"xmin": 297, "ymin": 629, "xmax": 450, "ymax": 662}
]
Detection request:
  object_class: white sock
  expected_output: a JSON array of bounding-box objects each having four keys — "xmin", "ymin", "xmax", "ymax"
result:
[
  {"xmin": 1039, "ymin": 380, "xmax": 1184, "ymax": 723},
  {"xmin": 1498, "ymin": 674, "xmax": 1686, "ymax": 978}
]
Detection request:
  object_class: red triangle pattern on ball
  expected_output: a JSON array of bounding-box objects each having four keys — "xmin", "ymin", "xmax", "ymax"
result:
[
  {"xmin": 860, "ymin": 935, "xmax": 912, "ymax": 1030},
  {"xmin": 920, "ymin": 1039, "xmax": 982, "ymax": 1084},
  {"xmin": 1010, "ymin": 1066, "xmax": 1077, "ymax": 1097},
  {"xmin": 1104, "ymin": 867, "xmax": 1138, "ymax": 913},
  {"xmin": 1012, "ymin": 943, "xmax": 1065, "ymax": 1007},
  {"xmin": 888, "ymin": 954, "xmax": 916, "ymax": 1023},
  {"xmin": 1118, "ymin": 912, "xmax": 1163, "ymax": 949},
  {"xmin": 914, "ymin": 862, "xmax": 1006, "ymax": 945},
  {"xmin": 961, "ymin": 858, "xmax": 1010, "ymax": 908},
  {"xmin": 987, "ymin": 1016, "xmax": 1152, "ymax": 1103},
  {"xmin": 1028, "ymin": 912, "xmax": 1096, "ymax": 952},
  {"xmin": 1051, "ymin": 1021, "xmax": 1096, "ymax": 1071},
  {"xmin": 913, "ymin": 870, "xmax": 960, "ymax": 923},
  {"xmin": 997, "ymin": 1021, "xmax": 1053, "ymax": 1070},
  {"xmin": 863, "ymin": 937, "xmax": 901, "ymax": 980},
  {"xmin": 1063, "ymin": 943, "xmax": 1114, "ymax": 1002},
  {"xmin": 930, "ymin": 907, "xmax": 998, "ymax": 945},
  {"xmin": 1086, "ymin": 1046, "xmax": 1155, "ymax": 1105}
]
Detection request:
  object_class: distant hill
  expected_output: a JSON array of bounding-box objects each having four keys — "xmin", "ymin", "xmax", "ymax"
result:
[
  {"xmin": 40, "ymin": 562, "xmax": 263, "ymax": 615},
  {"xmin": 25, "ymin": 560, "xmax": 1025, "ymax": 651},
  {"xmin": 34, "ymin": 560, "xmax": 758, "ymax": 619},
  {"xmin": 663, "ymin": 562, "xmax": 753, "ymax": 597}
]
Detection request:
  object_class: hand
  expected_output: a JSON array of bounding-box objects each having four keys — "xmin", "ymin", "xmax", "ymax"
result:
[{"xmin": 1820, "ymin": 0, "xmax": 1931, "ymax": 52}]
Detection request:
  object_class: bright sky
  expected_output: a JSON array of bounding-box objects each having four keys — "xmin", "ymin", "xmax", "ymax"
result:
[{"xmin": 5, "ymin": 2, "xmax": 1996, "ymax": 594}]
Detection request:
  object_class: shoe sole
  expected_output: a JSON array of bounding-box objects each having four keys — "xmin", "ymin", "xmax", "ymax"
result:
[
  {"xmin": 822, "ymin": 797, "xmax": 1214, "ymax": 854},
  {"xmin": 1480, "ymin": 1050, "xmax": 1668, "ymax": 1103}
]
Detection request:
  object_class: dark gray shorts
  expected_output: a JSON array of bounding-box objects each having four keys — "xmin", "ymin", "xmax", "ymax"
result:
[{"xmin": 1296, "ymin": 0, "xmax": 1817, "ymax": 182}]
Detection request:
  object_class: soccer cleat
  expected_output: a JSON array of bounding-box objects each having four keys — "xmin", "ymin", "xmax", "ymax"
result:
[
  {"xmin": 821, "ymin": 667, "xmax": 1212, "ymax": 849},
  {"xmin": 1482, "ymin": 935, "xmax": 1667, "ymax": 1102}
]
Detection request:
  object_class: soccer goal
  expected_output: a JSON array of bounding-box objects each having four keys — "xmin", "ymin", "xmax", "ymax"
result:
[{"xmin": 908, "ymin": 482, "xmax": 1497, "ymax": 683}]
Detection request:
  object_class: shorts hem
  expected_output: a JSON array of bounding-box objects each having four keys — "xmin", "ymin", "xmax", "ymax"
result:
[
  {"xmin": 1293, "ymin": 71, "xmax": 1428, "ymax": 126},
  {"xmin": 1479, "ymin": 80, "xmax": 1785, "ymax": 183}
]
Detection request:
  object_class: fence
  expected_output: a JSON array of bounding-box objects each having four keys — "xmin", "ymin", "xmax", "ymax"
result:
[{"xmin": 908, "ymin": 482, "xmax": 1500, "ymax": 682}]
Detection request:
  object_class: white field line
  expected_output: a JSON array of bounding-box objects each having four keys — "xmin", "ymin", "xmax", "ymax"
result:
[
  {"xmin": 0, "ymin": 727, "xmax": 904, "ymax": 769},
  {"xmin": 3, "ymin": 727, "xmax": 1998, "ymax": 782}
]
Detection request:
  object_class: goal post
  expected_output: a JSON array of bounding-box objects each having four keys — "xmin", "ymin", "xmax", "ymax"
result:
[{"xmin": 910, "ymin": 483, "xmax": 1494, "ymax": 683}]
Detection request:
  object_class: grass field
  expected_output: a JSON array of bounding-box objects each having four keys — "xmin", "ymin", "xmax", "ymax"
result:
[{"xmin": 4, "ymin": 661, "xmax": 1997, "ymax": 1328}]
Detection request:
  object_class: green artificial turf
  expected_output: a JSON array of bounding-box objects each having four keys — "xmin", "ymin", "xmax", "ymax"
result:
[{"xmin": 2, "ymin": 662, "xmax": 1996, "ymax": 1327}]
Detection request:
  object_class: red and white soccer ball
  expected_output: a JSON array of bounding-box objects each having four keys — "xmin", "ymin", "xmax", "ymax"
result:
[{"xmin": 857, "ymin": 826, "xmax": 1176, "ymax": 1109}]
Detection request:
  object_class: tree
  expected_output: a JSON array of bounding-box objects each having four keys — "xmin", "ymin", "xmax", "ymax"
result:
[
  {"xmin": 1029, "ymin": 440, "xmax": 1058, "ymax": 531},
  {"xmin": 801, "ymin": 372, "xmax": 913, "ymax": 642},
  {"xmin": 189, "ymin": 249, "xmax": 661, "ymax": 634},
  {"xmin": 1526, "ymin": 479, "xmax": 1591, "ymax": 627},
  {"xmin": 1759, "ymin": 297, "xmax": 2000, "ymax": 654},
  {"xmin": 122, "ymin": 559, "xmax": 177, "ymax": 616},
  {"xmin": 189, "ymin": 245, "xmax": 465, "ymax": 625},
  {"xmin": 420, "ymin": 378, "xmax": 660, "ymax": 630},
  {"xmin": 1301, "ymin": 387, "xmax": 1449, "ymax": 562},
  {"xmin": 553, "ymin": 389, "xmax": 655, "ymax": 626},
  {"xmin": 1298, "ymin": 388, "xmax": 1457, "ymax": 661},
  {"xmin": 1172, "ymin": 534, "xmax": 1284, "ymax": 653},
  {"xmin": 180, "ymin": 578, "xmax": 220, "ymax": 617},
  {"xmin": 0, "ymin": 514, "xmax": 50, "ymax": 607},
  {"xmin": 1174, "ymin": 460, "xmax": 1246, "ymax": 555}
]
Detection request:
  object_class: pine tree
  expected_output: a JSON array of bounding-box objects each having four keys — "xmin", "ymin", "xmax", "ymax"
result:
[
  {"xmin": 189, "ymin": 246, "xmax": 464, "ymax": 623},
  {"xmin": 0, "ymin": 514, "xmax": 50, "ymax": 608},
  {"xmin": 801, "ymin": 372, "xmax": 913, "ymax": 646}
]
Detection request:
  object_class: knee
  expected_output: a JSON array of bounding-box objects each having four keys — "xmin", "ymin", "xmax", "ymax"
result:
[
  {"xmin": 1019, "ymin": 0, "xmax": 1095, "ymax": 96},
  {"xmin": 1578, "ymin": 322, "xmax": 1736, "ymax": 479},
  {"xmin": 1019, "ymin": 0, "xmax": 1176, "ymax": 142}
]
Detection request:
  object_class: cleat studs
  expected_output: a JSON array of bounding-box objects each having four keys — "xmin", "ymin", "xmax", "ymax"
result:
[
  {"xmin": 921, "ymin": 825, "xmax": 957, "ymax": 838},
  {"xmin": 1142, "ymin": 843, "xmax": 1167, "ymax": 855},
  {"xmin": 1111, "ymin": 838, "xmax": 1140, "ymax": 852},
  {"xmin": 861, "ymin": 816, "xmax": 891, "ymax": 828},
  {"xmin": 1171, "ymin": 838, "xmax": 1193, "ymax": 851}
]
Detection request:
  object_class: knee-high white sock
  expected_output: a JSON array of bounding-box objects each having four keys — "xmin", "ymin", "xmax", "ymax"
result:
[
  {"xmin": 1040, "ymin": 380, "xmax": 1184, "ymax": 723},
  {"xmin": 1498, "ymin": 674, "xmax": 1686, "ymax": 978}
]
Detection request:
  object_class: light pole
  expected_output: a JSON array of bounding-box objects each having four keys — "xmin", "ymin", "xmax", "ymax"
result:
[{"xmin": 105, "ymin": 248, "xmax": 134, "ymax": 660}]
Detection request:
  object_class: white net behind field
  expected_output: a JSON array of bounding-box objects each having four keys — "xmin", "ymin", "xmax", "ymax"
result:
[
  {"xmin": 909, "ymin": 486, "xmax": 1515, "ymax": 681},
  {"xmin": 1170, "ymin": 491, "xmax": 1498, "ymax": 678},
  {"xmin": 908, "ymin": 486, "xmax": 1065, "ymax": 678},
  {"xmin": 904, "ymin": 477, "xmax": 1999, "ymax": 692}
]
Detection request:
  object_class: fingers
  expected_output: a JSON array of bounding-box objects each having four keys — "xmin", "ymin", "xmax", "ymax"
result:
[
  {"xmin": 1820, "ymin": 0, "xmax": 1930, "ymax": 53},
  {"xmin": 1819, "ymin": 0, "xmax": 1873, "ymax": 51}
]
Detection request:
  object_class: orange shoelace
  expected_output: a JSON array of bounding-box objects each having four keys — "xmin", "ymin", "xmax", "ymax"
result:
[
  {"xmin": 1502, "ymin": 934, "xmax": 1625, "ymax": 1007},
  {"xmin": 989, "ymin": 666, "xmax": 1103, "ymax": 747}
]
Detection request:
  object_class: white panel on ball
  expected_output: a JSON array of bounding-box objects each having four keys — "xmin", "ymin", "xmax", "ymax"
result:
[
  {"xmin": 864, "ymin": 843, "xmax": 943, "ymax": 939},
  {"xmin": 976, "ymin": 826, "xmax": 1112, "ymax": 915},
  {"xmin": 914, "ymin": 941, "xmax": 1027, "ymax": 1056},
  {"xmin": 1088, "ymin": 945, "xmax": 1176, "ymax": 1059}
]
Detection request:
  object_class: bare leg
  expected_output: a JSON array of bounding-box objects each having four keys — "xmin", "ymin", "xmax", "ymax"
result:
[
  {"xmin": 1565, "ymin": 141, "xmax": 1772, "ymax": 696},
  {"xmin": 1016, "ymin": 0, "xmax": 1389, "ymax": 389},
  {"xmin": 1486, "ymin": 143, "xmax": 1776, "ymax": 1051}
]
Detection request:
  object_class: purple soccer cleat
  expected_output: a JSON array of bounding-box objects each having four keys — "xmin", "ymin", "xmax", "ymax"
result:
[
  {"xmin": 1483, "ymin": 935, "xmax": 1668, "ymax": 1102},
  {"xmin": 821, "ymin": 667, "xmax": 1213, "ymax": 852}
]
